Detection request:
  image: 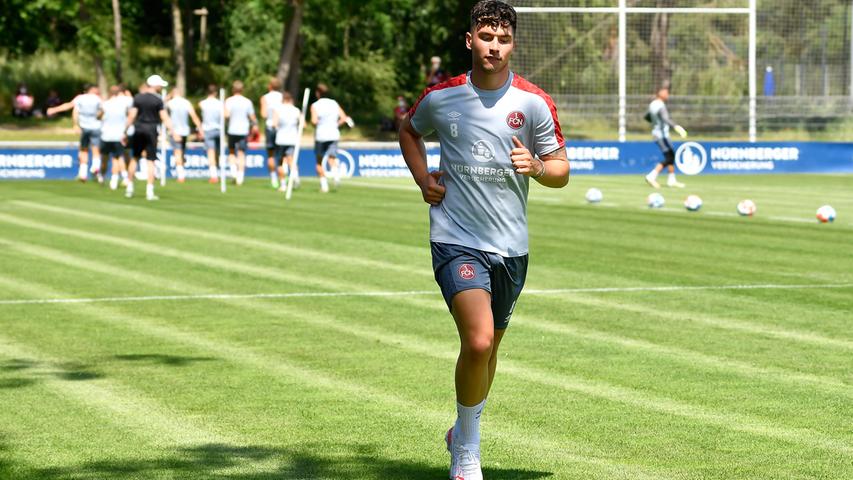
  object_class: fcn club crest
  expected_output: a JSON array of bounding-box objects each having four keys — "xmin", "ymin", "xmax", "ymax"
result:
[
  {"xmin": 458, "ymin": 264, "xmax": 476, "ymax": 280},
  {"xmin": 506, "ymin": 111, "xmax": 525, "ymax": 130}
]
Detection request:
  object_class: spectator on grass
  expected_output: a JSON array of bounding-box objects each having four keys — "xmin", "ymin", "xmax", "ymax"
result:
[
  {"xmin": 425, "ymin": 56, "xmax": 449, "ymax": 87},
  {"xmin": 13, "ymin": 84, "xmax": 35, "ymax": 118}
]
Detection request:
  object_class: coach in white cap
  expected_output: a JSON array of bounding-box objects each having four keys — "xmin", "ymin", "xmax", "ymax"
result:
[{"xmin": 124, "ymin": 74, "xmax": 177, "ymax": 200}]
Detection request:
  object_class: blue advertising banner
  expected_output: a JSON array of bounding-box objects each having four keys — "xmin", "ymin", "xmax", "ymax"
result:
[{"xmin": 1, "ymin": 141, "xmax": 851, "ymax": 180}]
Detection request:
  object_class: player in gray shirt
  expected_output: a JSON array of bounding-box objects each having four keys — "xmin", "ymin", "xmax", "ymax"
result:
[
  {"xmin": 399, "ymin": 2, "xmax": 569, "ymax": 478},
  {"xmin": 644, "ymin": 86, "xmax": 687, "ymax": 188}
]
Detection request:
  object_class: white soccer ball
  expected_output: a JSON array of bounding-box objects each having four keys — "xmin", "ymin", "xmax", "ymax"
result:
[
  {"xmin": 647, "ymin": 193, "xmax": 665, "ymax": 209},
  {"xmin": 816, "ymin": 205, "xmax": 836, "ymax": 223},
  {"xmin": 684, "ymin": 195, "xmax": 703, "ymax": 212},
  {"xmin": 585, "ymin": 188, "xmax": 603, "ymax": 204},
  {"xmin": 737, "ymin": 199, "xmax": 757, "ymax": 217}
]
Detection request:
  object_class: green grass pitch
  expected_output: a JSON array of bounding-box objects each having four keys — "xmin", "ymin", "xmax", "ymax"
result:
[{"xmin": 0, "ymin": 174, "xmax": 850, "ymax": 479}]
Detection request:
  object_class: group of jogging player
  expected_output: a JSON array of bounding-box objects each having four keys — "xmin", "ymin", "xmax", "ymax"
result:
[{"xmin": 49, "ymin": 76, "xmax": 353, "ymax": 198}]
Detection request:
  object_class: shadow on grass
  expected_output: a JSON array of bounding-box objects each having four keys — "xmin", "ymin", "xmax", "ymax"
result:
[
  {"xmin": 18, "ymin": 443, "xmax": 552, "ymax": 480},
  {"xmin": 114, "ymin": 354, "xmax": 218, "ymax": 367},
  {"xmin": 0, "ymin": 358, "xmax": 103, "ymax": 388}
]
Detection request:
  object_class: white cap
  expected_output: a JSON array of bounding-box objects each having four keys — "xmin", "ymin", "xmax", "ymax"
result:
[{"xmin": 146, "ymin": 74, "xmax": 169, "ymax": 87}]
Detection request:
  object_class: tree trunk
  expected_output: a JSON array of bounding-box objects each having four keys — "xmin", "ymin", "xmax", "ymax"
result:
[
  {"xmin": 94, "ymin": 55, "xmax": 108, "ymax": 93},
  {"xmin": 650, "ymin": 7, "xmax": 673, "ymax": 91},
  {"xmin": 172, "ymin": 0, "xmax": 186, "ymax": 94},
  {"xmin": 286, "ymin": 37, "xmax": 302, "ymax": 97},
  {"xmin": 111, "ymin": 0, "xmax": 122, "ymax": 83},
  {"xmin": 276, "ymin": 0, "xmax": 304, "ymax": 88}
]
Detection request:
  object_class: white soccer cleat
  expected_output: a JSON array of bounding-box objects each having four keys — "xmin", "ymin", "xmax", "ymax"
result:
[
  {"xmin": 446, "ymin": 427, "xmax": 483, "ymax": 480},
  {"xmin": 668, "ymin": 180, "xmax": 686, "ymax": 188},
  {"xmin": 320, "ymin": 177, "xmax": 329, "ymax": 193},
  {"xmin": 124, "ymin": 189, "xmax": 133, "ymax": 199},
  {"xmin": 96, "ymin": 174, "xmax": 104, "ymax": 184},
  {"xmin": 146, "ymin": 193, "xmax": 159, "ymax": 201},
  {"xmin": 645, "ymin": 175, "xmax": 661, "ymax": 189},
  {"xmin": 271, "ymin": 178, "xmax": 280, "ymax": 189}
]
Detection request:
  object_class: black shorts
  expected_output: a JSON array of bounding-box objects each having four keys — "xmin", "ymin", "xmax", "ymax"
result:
[
  {"xmin": 228, "ymin": 135, "xmax": 248, "ymax": 153},
  {"xmin": 132, "ymin": 126, "xmax": 158, "ymax": 160},
  {"xmin": 274, "ymin": 145, "xmax": 295, "ymax": 166},
  {"xmin": 431, "ymin": 242, "xmax": 528, "ymax": 330},
  {"xmin": 656, "ymin": 137, "xmax": 675, "ymax": 165},
  {"xmin": 101, "ymin": 141, "xmax": 125, "ymax": 160},
  {"xmin": 265, "ymin": 127, "xmax": 277, "ymax": 150},
  {"xmin": 315, "ymin": 141, "xmax": 338, "ymax": 164}
]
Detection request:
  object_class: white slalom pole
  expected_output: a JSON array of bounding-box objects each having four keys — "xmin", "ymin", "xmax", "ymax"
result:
[
  {"xmin": 219, "ymin": 88, "xmax": 227, "ymax": 193},
  {"xmin": 285, "ymin": 88, "xmax": 310, "ymax": 201},
  {"xmin": 160, "ymin": 87, "xmax": 168, "ymax": 187}
]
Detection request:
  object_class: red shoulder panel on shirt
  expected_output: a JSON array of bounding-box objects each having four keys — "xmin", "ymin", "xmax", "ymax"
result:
[
  {"xmin": 511, "ymin": 74, "xmax": 565, "ymax": 148},
  {"xmin": 408, "ymin": 74, "xmax": 468, "ymax": 117}
]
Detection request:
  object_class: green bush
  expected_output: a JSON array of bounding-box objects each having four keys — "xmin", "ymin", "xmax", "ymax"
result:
[{"xmin": 0, "ymin": 51, "xmax": 93, "ymax": 115}]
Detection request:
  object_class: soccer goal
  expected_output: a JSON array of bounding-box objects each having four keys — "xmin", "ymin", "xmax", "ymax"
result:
[{"xmin": 511, "ymin": 0, "xmax": 757, "ymax": 142}]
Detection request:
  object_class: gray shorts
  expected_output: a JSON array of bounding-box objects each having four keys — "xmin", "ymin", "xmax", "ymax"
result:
[
  {"xmin": 431, "ymin": 242, "xmax": 528, "ymax": 330},
  {"xmin": 80, "ymin": 129, "xmax": 101, "ymax": 149},
  {"xmin": 203, "ymin": 130, "xmax": 220, "ymax": 151},
  {"xmin": 274, "ymin": 145, "xmax": 295, "ymax": 166}
]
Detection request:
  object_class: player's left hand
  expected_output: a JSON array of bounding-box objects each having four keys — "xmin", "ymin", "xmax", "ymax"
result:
[
  {"xmin": 674, "ymin": 125, "xmax": 688, "ymax": 138},
  {"xmin": 511, "ymin": 136, "xmax": 543, "ymax": 177}
]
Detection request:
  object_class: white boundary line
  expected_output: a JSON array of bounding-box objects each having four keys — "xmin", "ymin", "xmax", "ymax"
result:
[{"xmin": 1, "ymin": 283, "xmax": 851, "ymax": 306}]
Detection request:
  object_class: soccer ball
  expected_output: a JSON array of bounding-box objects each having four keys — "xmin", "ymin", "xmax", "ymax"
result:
[
  {"xmin": 585, "ymin": 188, "xmax": 603, "ymax": 204},
  {"xmin": 816, "ymin": 205, "xmax": 836, "ymax": 223},
  {"xmin": 647, "ymin": 193, "xmax": 665, "ymax": 209},
  {"xmin": 684, "ymin": 195, "xmax": 703, "ymax": 212},
  {"xmin": 737, "ymin": 199, "xmax": 757, "ymax": 217}
]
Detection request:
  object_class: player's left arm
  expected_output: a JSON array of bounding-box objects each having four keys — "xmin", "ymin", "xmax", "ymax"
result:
[
  {"xmin": 159, "ymin": 109, "xmax": 180, "ymax": 141},
  {"xmin": 337, "ymin": 105, "xmax": 350, "ymax": 127},
  {"xmin": 189, "ymin": 104, "xmax": 203, "ymax": 133},
  {"xmin": 510, "ymin": 137, "xmax": 568, "ymax": 188}
]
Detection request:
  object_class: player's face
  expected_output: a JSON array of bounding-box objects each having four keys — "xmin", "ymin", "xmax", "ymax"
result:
[{"xmin": 467, "ymin": 23, "xmax": 514, "ymax": 75}]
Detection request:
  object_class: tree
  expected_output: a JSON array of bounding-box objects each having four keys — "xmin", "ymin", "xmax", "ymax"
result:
[
  {"xmin": 172, "ymin": 0, "xmax": 186, "ymax": 93},
  {"xmin": 650, "ymin": 0, "xmax": 675, "ymax": 91},
  {"xmin": 276, "ymin": 0, "xmax": 304, "ymax": 90},
  {"xmin": 111, "ymin": 0, "xmax": 123, "ymax": 83}
]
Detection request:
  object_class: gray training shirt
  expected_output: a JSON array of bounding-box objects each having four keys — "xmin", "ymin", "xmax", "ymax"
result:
[
  {"xmin": 648, "ymin": 99, "xmax": 676, "ymax": 140},
  {"xmin": 409, "ymin": 72, "xmax": 565, "ymax": 257}
]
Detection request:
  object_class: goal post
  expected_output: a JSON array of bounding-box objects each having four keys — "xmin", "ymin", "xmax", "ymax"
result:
[{"xmin": 513, "ymin": 1, "xmax": 757, "ymax": 142}]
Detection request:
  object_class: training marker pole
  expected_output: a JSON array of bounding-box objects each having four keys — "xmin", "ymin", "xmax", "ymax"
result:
[{"xmin": 286, "ymin": 88, "xmax": 310, "ymax": 201}]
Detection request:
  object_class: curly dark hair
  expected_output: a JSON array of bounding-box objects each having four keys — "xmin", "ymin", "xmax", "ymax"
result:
[{"xmin": 470, "ymin": 0, "xmax": 517, "ymax": 32}]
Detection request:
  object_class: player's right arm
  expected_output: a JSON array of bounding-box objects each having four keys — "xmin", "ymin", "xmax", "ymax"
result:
[
  {"xmin": 46, "ymin": 99, "xmax": 76, "ymax": 117},
  {"xmin": 399, "ymin": 114, "xmax": 444, "ymax": 206},
  {"xmin": 310, "ymin": 104, "xmax": 318, "ymax": 126},
  {"xmin": 661, "ymin": 104, "xmax": 687, "ymax": 138}
]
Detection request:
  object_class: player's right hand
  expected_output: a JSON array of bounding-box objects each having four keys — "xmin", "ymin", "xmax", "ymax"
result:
[
  {"xmin": 419, "ymin": 170, "xmax": 446, "ymax": 206},
  {"xmin": 72, "ymin": 125, "xmax": 81, "ymax": 134},
  {"xmin": 674, "ymin": 125, "xmax": 688, "ymax": 138}
]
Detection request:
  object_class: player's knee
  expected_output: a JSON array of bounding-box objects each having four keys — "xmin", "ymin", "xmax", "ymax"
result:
[{"xmin": 462, "ymin": 333, "xmax": 494, "ymax": 360}]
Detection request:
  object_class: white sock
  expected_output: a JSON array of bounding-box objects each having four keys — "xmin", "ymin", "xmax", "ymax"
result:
[
  {"xmin": 320, "ymin": 177, "xmax": 328, "ymax": 190},
  {"xmin": 78, "ymin": 163, "xmax": 88, "ymax": 179},
  {"xmin": 91, "ymin": 157, "xmax": 101, "ymax": 172},
  {"xmin": 209, "ymin": 165, "xmax": 218, "ymax": 178},
  {"xmin": 121, "ymin": 170, "xmax": 128, "ymax": 180},
  {"xmin": 270, "ymin": 172, "xmax": 277, "ymax": 183},
  {"xmin": 237, "ymin": 170, "xmax": 244, "ymax": 185},
  {"xmin": 647, "ymin": 169, "xmax": 659, "ymax": 180},
  {"xmin": 668, "ymin": 173, "xmax": 677, "ymax": 184},
  {"xmin": 146, "ymin": 183, "xmax": 154, "ymax": 197},
  {"xmin": 126, "ymin": 182, "xmax": 134, "ymax": 194},
  {"xmin": 110, "ymin": 174, "xmax": 118, "ymax": 187},
  {"xmin": 454, "ymin": 398, "xmax": 486, "ymax": 448},
  {"xmin": 177, "ymin": 165, "xmax": 186, "ymax": 180}
]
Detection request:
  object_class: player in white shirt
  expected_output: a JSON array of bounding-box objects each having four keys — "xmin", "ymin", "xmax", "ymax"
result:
[
  {"xmin": 47, "ymin": 84, "xmax": 103, "ymax": 182},
  {"xmin": 98, "ymin": 86, "xmax": 131, "ymax": 190},
  {"xmin": 271, "ymin": 91, "xmax": 302, "ymax": 191},
  {"xmin": 310, "ymin": 83, "xmax": 351, "ymax": 192},
  {"xmin": 167, "ymin": 88, "xmax": 203, "ymax": 183},
  {"xmin": 260, "ymin": 77, "xmax": 284, "ymax": 188},
  {"xmin": 199, "ymin": 85, "xmax": 223, "ymax": 183},
  {"xmin": 224, "ymin": 80, "xmax": 258, "ymax": 186},
  {"xmin": 399, "ymin": 2, "xmax": 569, "ymax": 478}
]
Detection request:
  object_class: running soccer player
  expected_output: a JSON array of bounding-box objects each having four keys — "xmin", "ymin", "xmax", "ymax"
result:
[
  {"xmin": 199, "ymin": 85, "xmax": 223, "ymax": 183},
  {"xmin": 310, "ymin": 83, "xmax": 351, "ymax": 193},
  {"xmin": 260, "ymin": 77, "xmax": 284, "ymax": 188},
  {"xmin": 99, "ymin": 86, "xmax": 130, "ymax": 190},
  {"xmin": 48, "ymin": 84, "xmax": 103, "ymax": 182},
  {"xmin": 124, "ymin": 75, "xmax": 179, "ymax": 201},
  {"xmin": 398, "ymin": 2, "xmax": 569, "ymax": 479},
  {"xmin": 271, "ymin": 91, "xmax": 302, "ymax": 191},
  {"xmin": 225, "ymin": 81, "xmax": 258, "ymax": 186},
  {"xmin": 644, "ymin": 86, "xmax": 687, "ymax": 189},
  {"xmin": 167, "ymin": 88, "xmax": 203, "ymax": 183}
]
